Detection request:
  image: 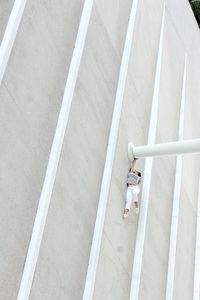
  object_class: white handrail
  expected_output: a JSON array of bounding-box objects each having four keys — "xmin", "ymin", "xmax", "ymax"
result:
[{"xmin": 129, "ymin": 138, "xmax": 200, "ymax": 158}]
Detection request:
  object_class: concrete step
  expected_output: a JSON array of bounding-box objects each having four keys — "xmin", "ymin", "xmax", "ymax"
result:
[
  {"xmin": 0, "ymin": 1, "xmax": 84, "ymax": 299},
  {"xmin": 1, "ymin": 0, "xmax": 200, "ymax": 299},
  {"xmin": 138, "ymin": 12, "xmax": 183, "ymax": 299},
  {"xmin": 93, "ymin": 1, "xmax": 162, "ymax": 299},
  {"xmin": 28, "ymin": 1, "xmax": 134, "ymax": 299},
  {"xmin": 0, "ymin": 0, "xmax": 15, "ymax": 43},
  {"xmin": 94, "ymin": 1, "xmax": 200, "ymax": 300}
]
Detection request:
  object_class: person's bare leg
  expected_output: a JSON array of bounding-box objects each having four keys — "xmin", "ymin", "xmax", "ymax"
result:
[
  {"xmin": 134, "ymin": 201, "xmax": 139, "ymax": 214},
  {"xmin": 123, "ymin": 208, "xmax": 129, "ymax": 219}
]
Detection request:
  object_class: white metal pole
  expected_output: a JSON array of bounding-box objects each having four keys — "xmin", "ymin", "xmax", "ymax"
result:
[{"xmin": 128, "ymin": 139, "xmax": 200, "ymax": 159}]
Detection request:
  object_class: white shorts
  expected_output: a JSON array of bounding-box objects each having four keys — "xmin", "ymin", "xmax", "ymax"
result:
[{"xmin": 125, "ymin": 185, "xmax": 140, "ymax": 210}]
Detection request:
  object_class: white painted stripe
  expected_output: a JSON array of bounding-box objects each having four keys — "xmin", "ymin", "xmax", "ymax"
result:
[
  {"xmin": 82, "ymin": 1, "xmax": 139, "ymax": 299},
  {"xmin": 129, "ymin": 4, "xmax": 166, "ymax": 299},
  {"xmin": 0, "ymin": 0, "xmax": 27, "ymax": 85},
  {"xmin": 165, "ymin": 54, "xmax": 187, "ymax": 300},
  {"xmin": 17, "ymin": 1, "xmax": 94, "ymax": 299},
  {"xmin": 193, "ymin": 178, "xmax": 200, "ymax": 300}
]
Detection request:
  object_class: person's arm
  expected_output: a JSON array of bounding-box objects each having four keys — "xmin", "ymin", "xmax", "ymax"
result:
[{"xmin": 131, "ymin": 158, "xmax": 137, "ymax": 171}]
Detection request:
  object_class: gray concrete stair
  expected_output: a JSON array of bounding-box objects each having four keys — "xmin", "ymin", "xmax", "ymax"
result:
[
  {"xmin": 0, "ymin": 0, "xmax": 15, "ymax": 43},
  {"xmin": 0, "ymin": 1, "xmax": 84, "ymax": 299},
  {"xmin": 28, "ymin": 1, "xmax": 134, "ymax": 299},
  {"xmin": 0, "ymin": 0, "xmax": 200, "ymax": 300}
]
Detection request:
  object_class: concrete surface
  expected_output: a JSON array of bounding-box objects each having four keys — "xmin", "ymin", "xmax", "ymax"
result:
[
  {"xmin": 0, "ymin": 0, "xmax": 84, "ymax": 299},
  {"xmin": 94, "ymin": 0, "xmax": 164, "ymax": 298},
  {"xmin": 139, "ymin": 6, "xmax": 184, "ymax": 299},
  {"xmin": 0, "ymin": 0, "xmax": 200, "ymax": 299},
  {"xmin": 94, "ymin": 1, "xmax": 200, "ymax": 300},
  {"xmin": 0, "ymin": 0, "xmax": 14, "ymax": 43},
  {"xmin": 29, "ymin": 1, "xmax": 133, "ymax": 299}
]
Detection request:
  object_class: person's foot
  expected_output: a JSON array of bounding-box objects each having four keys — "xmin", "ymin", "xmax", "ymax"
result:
[
  {"xmin": 123, "ymin": 209, "xmax": 129, "ymax": 219},
  {"xmin": 135, "ymin": 207, "xmax": 139, "ymax": 214}
]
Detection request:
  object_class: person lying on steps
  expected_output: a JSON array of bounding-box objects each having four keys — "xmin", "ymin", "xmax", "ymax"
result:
[{"xmin": 123, "ymin": 158, "xmax": 142, "ymax": 219}]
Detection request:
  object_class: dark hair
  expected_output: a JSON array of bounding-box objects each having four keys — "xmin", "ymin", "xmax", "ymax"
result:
[{"xmin": 129, "ymin": 168, "xmax": 142, "ymax": 177}]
